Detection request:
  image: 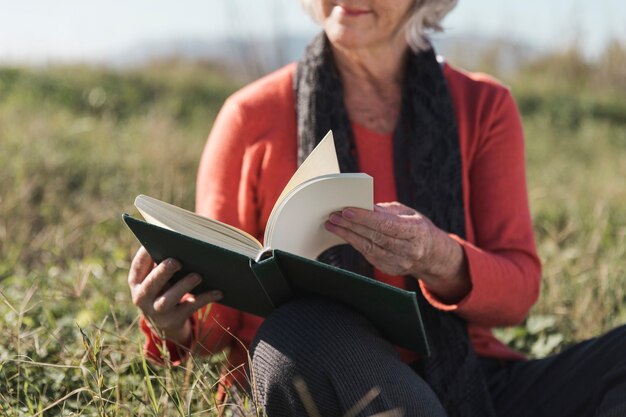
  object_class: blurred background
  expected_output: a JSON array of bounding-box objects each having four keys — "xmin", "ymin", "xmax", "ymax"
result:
[
  {"xmin": 0, "ymin": 1, "xmax": 625, "ymax": 415},
  {"xmin": 2, "ymin": 0, "xmax": 626, "ymax": 76}
]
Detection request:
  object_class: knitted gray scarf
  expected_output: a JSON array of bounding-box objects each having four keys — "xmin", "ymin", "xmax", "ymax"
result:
[{"xmin": 295, "ymin": 33, "xmax": 496, "ymax": 417}]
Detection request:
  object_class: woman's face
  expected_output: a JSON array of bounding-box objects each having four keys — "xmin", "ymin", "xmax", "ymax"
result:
[{"xmin": 319, "ymin": 0, "xmax": 414, "ymax": 51}]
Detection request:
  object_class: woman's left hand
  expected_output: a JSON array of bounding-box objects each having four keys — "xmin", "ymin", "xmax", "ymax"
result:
[{"xmin": 325, "ymin": 201, "xmax": 471, "ymax": 303}]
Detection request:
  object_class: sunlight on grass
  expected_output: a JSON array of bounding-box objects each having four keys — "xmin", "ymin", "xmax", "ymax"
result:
[{"xmin": 1, "ymin": 43, "xmax": 625, "ymax": 414}]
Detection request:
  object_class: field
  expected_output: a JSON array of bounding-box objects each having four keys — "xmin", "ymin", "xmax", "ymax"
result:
[{"xmin": 1, "ymin": 44, "xmax": 625, "ymax": 415}]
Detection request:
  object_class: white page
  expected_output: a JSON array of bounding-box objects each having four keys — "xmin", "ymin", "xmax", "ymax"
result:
[
  {"xmin": 266, "ymin": 173, "xmax": 373, "ymax": 260},
  {"xmin": 135, "ymin": 194, "xmax": 263, "ymax": 258},
  {"xmin": 270, "ymin": 131, "xmax": 339, "ymax": 215}
]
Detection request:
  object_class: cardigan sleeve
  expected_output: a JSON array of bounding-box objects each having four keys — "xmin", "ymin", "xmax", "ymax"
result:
[
  {"xmin": 140, "ymin": 97, "xmax": 254, "ymax": 362},
  {"xmin": 420, "ymin": 87, "xmax": 542, "ymax": 327},
  {"xmin": 193, "ymin": 95, "xmax": 261, "ymax": 357}
]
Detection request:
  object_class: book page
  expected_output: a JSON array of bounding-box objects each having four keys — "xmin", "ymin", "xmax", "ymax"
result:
[
  {"xmin": 135, "ymin": 195, "xmax": 263, "ymax": 259},
  {"xmin": 272, "ymin": 131, "xmax": 339, "ymax": 212},
  {"xmin": 266, "ymin": 173, "xmax": 373, "ymax": 260}
]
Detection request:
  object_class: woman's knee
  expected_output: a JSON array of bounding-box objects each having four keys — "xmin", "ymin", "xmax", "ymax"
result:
[
  {"xmin": 249, "ymin": 297, "xmax": 447, "ymax": 417},
  {"xmin": 250, "ymin": 298, "xmax": 359, "ymax": 416},
  {"xmin": 251, "ymin": 296, "xmax": 394, "ymax": 363}
]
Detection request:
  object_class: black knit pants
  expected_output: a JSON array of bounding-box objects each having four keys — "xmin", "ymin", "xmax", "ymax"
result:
[
  {"xmin": 250, "ymin": 297, "xmax": 447, "ymax": 417},
  {"xmin": 481, "ymin": 324, "xmax": 626, "ymax": 417},
  {"xmin": 250, "ymin": 298, "xmax": 626, "ymax": 417}
]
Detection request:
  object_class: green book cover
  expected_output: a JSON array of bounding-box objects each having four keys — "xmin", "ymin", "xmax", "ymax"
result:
[{"xmin": 123, "ymin": 214, "xmax": 430, "ymax": 355}]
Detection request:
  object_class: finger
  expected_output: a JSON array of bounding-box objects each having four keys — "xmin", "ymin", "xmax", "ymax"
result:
[
  {"xmin": 331, "ymin": 209, "xmax": 418, "ymax": 240},
  {"xmin": 128, "ymin": 246, "xmax": 154, "ymax": 287},
  {"xmin": 153, "ymin": 273, "xmax": 202, "ymax": 313},
  {"xmin": 326, "ymin": 223, "xmax": 413, "ymax": 274},
  {"xmin": 133, "ymin": 258, "xmax": 181, "ymax": 310},
  {"xmin": 178, "ymin": 290, "xmax": 224, "ymax": 317},
  {"xmin": 326, "ymin": 222, "xmax": 389, "ymax": 258},
  {"xmin": 328, "ymin": 215, "xmax": 410, "ymax": 255}
]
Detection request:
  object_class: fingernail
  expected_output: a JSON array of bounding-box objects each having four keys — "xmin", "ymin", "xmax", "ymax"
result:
[
  {"xmin": 343, "ymin": 208, "xmax": 355, "ymax": 219},
  {"xmin": 190, "ymin": 274, "xmax": 202, "ymax": 285},
  {"xmin": 325, "ymin": 221, "xmax": 337, "ymax": 232},
  {"xmin": 211, "ymin": 290, "xmax": 223, "ymax": 300},
  {"xmin": 329, "ymin": 214, "xmax": 342, "ymax": 224},
  {"xmin": 166, "ymin": 258, "xmax": 180, "ymax": 270}
]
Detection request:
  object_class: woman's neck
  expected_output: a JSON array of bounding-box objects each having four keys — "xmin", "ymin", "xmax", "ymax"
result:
[
  {"xmin": 331, "ymin": 41, "xmax": 409, "ymax": 134},
  {"xmin": 332, "ymin": 42, "xmax": 408, "ymax": 87}
]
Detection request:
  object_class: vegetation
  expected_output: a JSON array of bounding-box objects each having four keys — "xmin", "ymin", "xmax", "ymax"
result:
[{"xmin": 0, "ymin": 42, "xmax": 625, "ymax": 415}]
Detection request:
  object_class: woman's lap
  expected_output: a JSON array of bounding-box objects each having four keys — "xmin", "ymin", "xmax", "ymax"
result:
[
  {"xmin": 250, "ymin": 297, "xmax": 626, "ymax": 417},
  {"xmin": 250, "ymin": 297, "xmax": 446, "ymax": 417},
  {"xmin": 481, "ymin": 324, "xmax": 626, "ymax": 417}
]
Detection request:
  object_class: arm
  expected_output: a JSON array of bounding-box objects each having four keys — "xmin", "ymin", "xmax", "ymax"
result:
[
  {"xmin": 139, "ymin": 97, "xmax": 255, "ymax": 362},
  {"xmin": 326, "ymin": 88, "xmax": 540, "ymax": 327},
  {"xmin": 420, "ymin": 89, "xmax": 541, "ymax": 326}
]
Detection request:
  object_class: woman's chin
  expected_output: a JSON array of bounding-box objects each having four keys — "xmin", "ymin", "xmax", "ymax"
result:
[{"xmin": 324, "ymin": 26, "xmax": 373, "ymax": 51}]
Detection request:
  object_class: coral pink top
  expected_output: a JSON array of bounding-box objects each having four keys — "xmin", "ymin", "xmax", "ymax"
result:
[{"xmin": 141, "ymin": 61, "xmax": 542, "ymax": 382}]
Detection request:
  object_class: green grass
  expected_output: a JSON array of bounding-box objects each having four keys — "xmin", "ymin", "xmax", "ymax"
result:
[
  {"xmin": 1, "ymin": 45, "xmax": 625, "ymax": 414},
  {"xmin": 0, "ymin": 61, "xmax": 242, "ymax": 416}
]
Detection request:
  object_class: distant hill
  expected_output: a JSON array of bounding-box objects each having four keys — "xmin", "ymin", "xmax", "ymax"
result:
[
  {"xmin": 109, "ymin": 33, "xmax": 539, "ymax": 80},
  {"xmin": 108, "ymin": 34, "xmax": 312, "ymax": 79}
]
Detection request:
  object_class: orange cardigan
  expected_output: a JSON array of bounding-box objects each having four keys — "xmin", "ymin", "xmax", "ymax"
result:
[{"xmin": 142, "ymin": 61, "xmax": 541, "ymax": 379}]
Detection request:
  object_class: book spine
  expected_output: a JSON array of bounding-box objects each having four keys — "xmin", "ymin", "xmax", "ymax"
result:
[{"xmin": 249, "ymin": 255, "xmax": 292, "ymax": 307}]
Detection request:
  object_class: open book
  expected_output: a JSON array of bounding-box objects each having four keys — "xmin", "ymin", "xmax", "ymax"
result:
[
  {"xmin": 124, "ymin": 131, "xmax": 430, "ymax": 354},
  {"xmin": 134, "ymin": 131, "xmax": 373, "ymax": 262}
]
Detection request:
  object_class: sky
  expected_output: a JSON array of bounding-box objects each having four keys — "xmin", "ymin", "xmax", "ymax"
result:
[{"xmin": 0, "ymin": 0, "xmax": 625, "ymax": 63}]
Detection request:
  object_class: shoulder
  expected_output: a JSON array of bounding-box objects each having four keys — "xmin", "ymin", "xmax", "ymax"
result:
[
  {"xmin": 207, "ymin": 64, "xmax": 297, "ymax": 164},
  {"xmin": 225, "ymin": 63, "xmax": 297, "ymax": 119},
  {"xmin": 215, "ymin": 63, "xmax": 297, "ymax": 149},
  {"xmin": 441, "ymin": 60, "xmax": 520, "ymax": 131},
  {"xmin": 442, "ymin": 60, "xmax": 512, "ymax": 100},
  {"xmin": 442, "ymin": 60, "xmax": 517, "ymax": 120}
]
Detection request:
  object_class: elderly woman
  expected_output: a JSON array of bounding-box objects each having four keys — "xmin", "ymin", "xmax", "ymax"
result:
[{"xmin": 128, "ymin": 1, "xmax": 626, "ymax": 416}]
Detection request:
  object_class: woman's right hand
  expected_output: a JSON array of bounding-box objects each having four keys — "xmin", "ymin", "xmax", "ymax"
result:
[{"xmin": 128, "ymin": 246, "xmax": 223, "ymax": 346}]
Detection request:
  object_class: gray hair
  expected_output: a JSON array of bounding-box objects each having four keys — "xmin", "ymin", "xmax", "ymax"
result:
[{"xmin": 299, "ymin": 0, "xmax": 458, "ymax": 52}]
